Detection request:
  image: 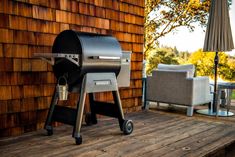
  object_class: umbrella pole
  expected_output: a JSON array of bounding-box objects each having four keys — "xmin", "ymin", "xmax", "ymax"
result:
[{"xmin": 212, "ymin": 51, "xmax": 219, "ymax": 113}]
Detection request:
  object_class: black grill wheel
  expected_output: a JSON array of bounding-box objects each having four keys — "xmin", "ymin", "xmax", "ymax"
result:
[{"xmin": 122, "ymin": 120, "xmax": 133, "ymax": 135}]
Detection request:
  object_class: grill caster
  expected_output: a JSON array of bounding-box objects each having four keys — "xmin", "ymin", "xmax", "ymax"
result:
[
  {"xmin": 47, "ymin": 129, "xmax": 53, "ymax": 136},
  {"xmin": 85, "ymin": 113, "xmax": 97, "ymax": 126},
  {"xmin": 122, "ymin": 120, "xmax": 133, "ymax": 135},
  {"xmin": 75, "ymin": 136, "xmax": 82, "ymax": 145}
]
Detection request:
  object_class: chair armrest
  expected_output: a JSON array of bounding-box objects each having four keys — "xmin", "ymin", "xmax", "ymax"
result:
[{"xmin": 187, "ymin": 76, "xmax": 211, "ymax": 105}]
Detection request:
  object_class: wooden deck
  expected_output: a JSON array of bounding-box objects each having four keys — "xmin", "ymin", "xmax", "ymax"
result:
[{"xmin": 1, "ymin": 109, "xmax": 235, "ymax": 157}]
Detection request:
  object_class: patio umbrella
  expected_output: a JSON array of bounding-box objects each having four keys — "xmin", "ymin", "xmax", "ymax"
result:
[{"xmin": 201, "ymin": 0, "xmax": 234, "ymax": 116}]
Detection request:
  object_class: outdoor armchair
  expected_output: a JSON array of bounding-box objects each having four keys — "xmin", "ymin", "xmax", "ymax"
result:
[{"xmin": 146, "ymin": 64, "xmax": 211, "ymax": 116}]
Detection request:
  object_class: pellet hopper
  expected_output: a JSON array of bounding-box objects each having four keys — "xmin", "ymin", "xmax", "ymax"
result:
[{"xmin": 34, "ymin": 30, "xmax": 133, "ymax": 145}]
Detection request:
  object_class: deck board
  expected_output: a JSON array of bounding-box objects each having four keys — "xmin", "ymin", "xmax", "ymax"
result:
[{"xmin": 1, "ymin": 110, "xmax": 235, "ymax": 157}]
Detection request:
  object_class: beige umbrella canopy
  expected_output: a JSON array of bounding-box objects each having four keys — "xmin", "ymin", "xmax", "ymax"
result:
[
  {"xmin": 203, "ymin": 0, "xmax": 234, "ymax": 52},
  {"xmin": 202, "ymin": 0, "xmax": 234, "ymax": 116}
]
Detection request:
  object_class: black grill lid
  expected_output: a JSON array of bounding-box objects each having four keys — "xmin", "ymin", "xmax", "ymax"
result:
[{"xmin": 52, "ymin": 30, "xmax": 122, "ymax": 85}]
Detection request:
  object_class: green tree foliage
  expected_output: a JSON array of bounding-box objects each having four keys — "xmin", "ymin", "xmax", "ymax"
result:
[
  {"xmin": 217, "ymin": 56, "xmax": 235, "ymax": 81},
  {"xmin": 178, "ymin": 51, "xmax": 190, "ymax": 64},
  {"xmin": 186, "ymin": 49, "xmax": 214, "ymax": 76},
  {"xmin": 144, "ymin": 0, "xmax": 211, "ymax": 58},
  {"xmin": 186, "ymin": 49, "xmax": 235, "ymax": 80},
  {"xmin": 146, "ymin": 47, "xmax": 179, "ymax": 74}
]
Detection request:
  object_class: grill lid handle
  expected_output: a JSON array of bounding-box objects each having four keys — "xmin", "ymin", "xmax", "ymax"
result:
[{"xmin": 90, "ymin": 56, "xmax": 121, "ymax": 60}]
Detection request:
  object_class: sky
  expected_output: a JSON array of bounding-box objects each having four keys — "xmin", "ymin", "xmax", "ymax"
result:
[{"xmin": 159, "ymin": 1, "xmax": 235, "ymax": 55}]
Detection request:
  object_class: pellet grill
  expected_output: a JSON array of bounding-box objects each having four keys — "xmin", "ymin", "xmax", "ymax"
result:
[{"xmin": 35, "ymin": 30, "xmax": 133, "ymax": 145}]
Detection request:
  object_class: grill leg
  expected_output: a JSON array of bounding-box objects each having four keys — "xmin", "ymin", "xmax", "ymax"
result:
[
  {"xmin": 88, "ymin": 93, "xmax": 98, "ymax": 124},
  {"xmin": 112, "ymin": 91, "xmax": 125, "ymax": 131},
  {"xmin": 112, "ymin": 90, "xmax": 134, "ymax": 135},
  {"xmin": 73, "ymin": 78, "xmax": 87, "ymax": 145},
  {"xmin": 44, "ymin": 88, "xmax": 58, "ymax": 135}
]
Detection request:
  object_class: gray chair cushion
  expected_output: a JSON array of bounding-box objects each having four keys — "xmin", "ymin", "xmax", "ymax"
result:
[{"xmin": 157, "ymin": 64, "xmax": 195, "ymax": 78}]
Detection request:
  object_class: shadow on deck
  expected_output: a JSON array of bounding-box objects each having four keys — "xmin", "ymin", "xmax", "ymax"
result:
[{"xmin": 1, "ymin": 109, "xmax": 235, "ymax": 157}]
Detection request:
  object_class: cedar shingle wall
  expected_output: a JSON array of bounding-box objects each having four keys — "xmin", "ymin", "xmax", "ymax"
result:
[{"xmin": 0, "ymin": 0, "xmax": 144, "ymax": 137}]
